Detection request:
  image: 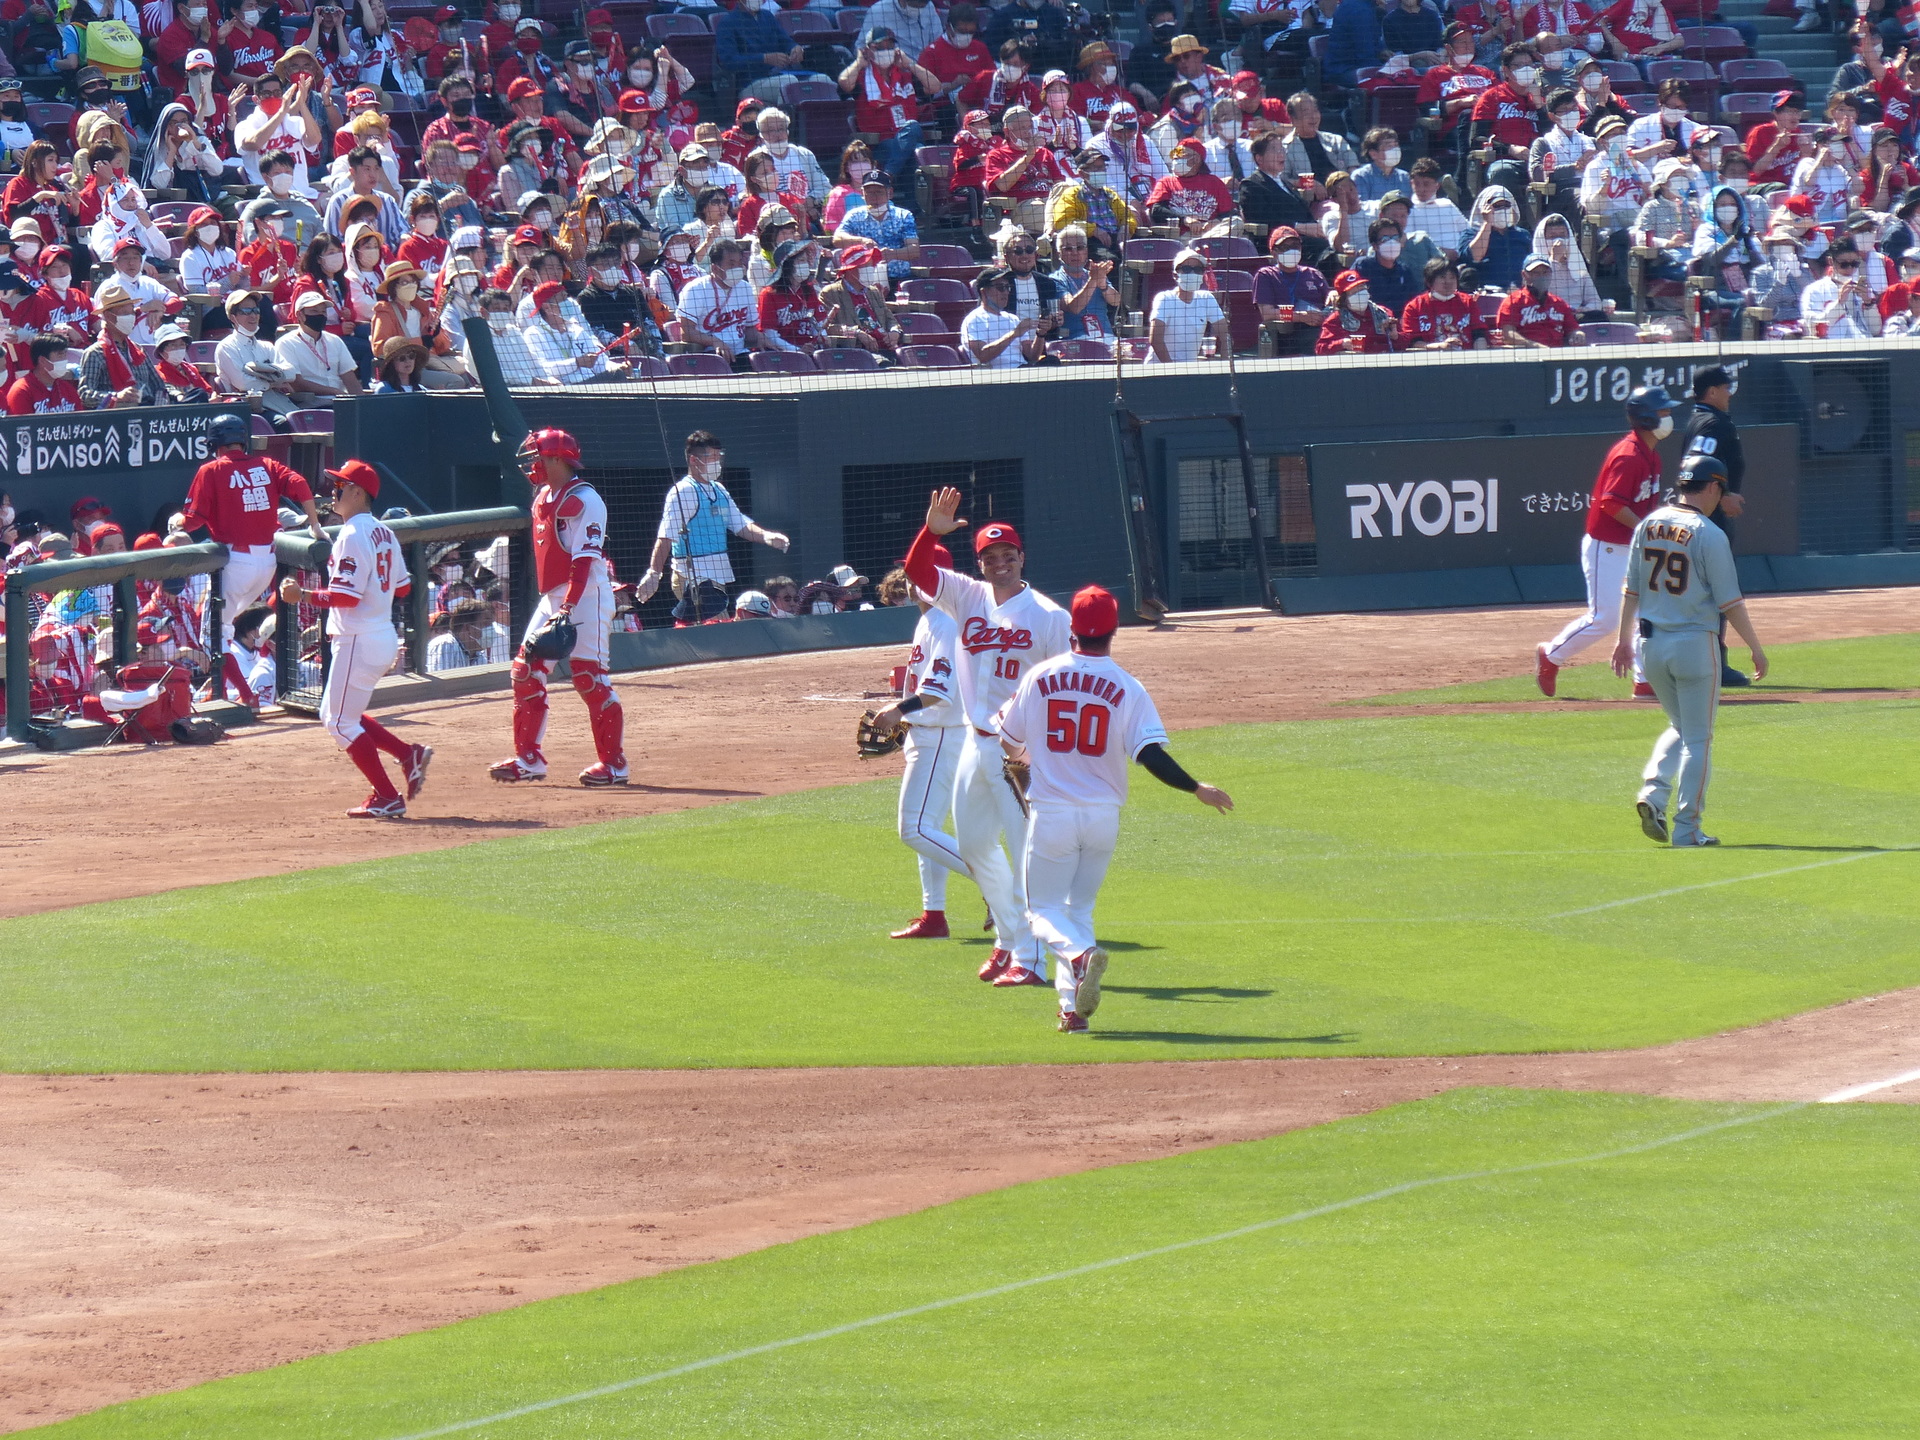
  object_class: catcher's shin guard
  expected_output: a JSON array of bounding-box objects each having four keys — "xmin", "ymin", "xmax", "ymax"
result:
[
  {"xmin": 571, "ymin": 660, "xmax": 626, "ymax": 769},
  {"xmin": 510, "ymin": 655, "xmax": 552, "ymax": 765}
]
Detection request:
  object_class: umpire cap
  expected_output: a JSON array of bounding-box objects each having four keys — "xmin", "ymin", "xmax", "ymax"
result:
[{"xmin": 1624, "ymin": 385, "xmax": 1676, "ymax": 428}]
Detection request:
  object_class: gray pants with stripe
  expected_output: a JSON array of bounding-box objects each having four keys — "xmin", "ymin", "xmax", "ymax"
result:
[{"xmin": 1637, "ymin": 627, "xmax": 1721, "ymax": 845}]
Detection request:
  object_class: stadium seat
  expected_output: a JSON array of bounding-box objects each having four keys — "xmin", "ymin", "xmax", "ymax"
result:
[
  {"xmin": 818, "ymin": 345, "xmax": 882, "ymax": 370},
  {"xmin": 250, "ymin": 412, "xmax": 290, "ymax": 464},
  {"xmin": 749, "ymin": 350, "xmax": 820, "ymax": 372},
  {"xmin": 1194, "ymin": 234, "xmax": 1260, "ymax": 275},
  {"xmin": 898, "ymin": 311, "xmax": 961, "ymax": 346},
  {"xmin": 1047, "ymin": 337, "xmax": 1113, "ymax": 362},
  {"xmin": 1719, "ymin": 92, "xmax": 1779, "ymax": 134},
  {"xmin": 1123, "ymin": 236, "xmax": 1183, "ymax": 312},
  {"xmin": 647, "ymin": 13, "xmax": 713, "ymax": 85},
  {"xmin": 631, "ymin": 354, "xmax": 674, "ymax": 377},
  {"xmin": 1614, "ymin": 92, "xmax": 1656, "ymax": 117},
  {"xmin": 1644, "ymin": 58, "xmax": 1719, "ymax": 119},
  {"xmin": 776, "ymin": 9, "xmax": 834, "ymax": 39},
  {"xmin": 25, "ymin": 101, "xmax": 72, "ymax": 155},
  {"xmin": 915, "ymin": 144, "xmax": 975, "ymax": 227},
  {"xmin": 918, "ymin": 242, "xmax": 979, "ymax": 282},
  {"xmin": 786, "ymin": 80, "xmax": 855, "ymax": 157},
  {"xmin": 1475, "ymin": 294, "xmax": 1503, "ymax": 327},
  {"xmin": 1719, "ymin": 57, "xmax": 1791, "ymax": 87},
  {"xmin": 1680, "ymin": 25, "xmax": 1747, "ymax": 63},
  {"xmin": 1210, "ymin": 269, "xmax": 1261, "ymax": 354},
  {"xmin": 669, "ymin": 352, "xmax": 734, "ymax": 376},
  {"xmin": 897, "ymin": 343, "xmax": 969, "ymax": 368},
  {"xmin": 1598, "ymin": 60, "xmax": 1647, "ymax": 93},
  {"xmin": 897, "ymin": 277, "xmax": 975, "ymax": 331},
  {"xmin": 1116, "ymin": 336, "xmax": 1150, "ymax": 361},
  {"xmin": 149, "ymin": 200, "xmax": 201, "ymax": 233},
  {"xmin": 285, "ymin": 408, "xmax": 335, "ymax": 434},
  {"xmin": 838, "ymin": 6, "xmax": 866, "ymax": 34},
  {"xmin": 1572, "ymin": 321, "xmax": 1643, "ymax": 345}
]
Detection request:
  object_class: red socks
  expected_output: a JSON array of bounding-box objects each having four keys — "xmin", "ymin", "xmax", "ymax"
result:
[
  {"xmin": 347, "ymin": 732, "xmax": 400, "ymax": 800},
  {"xmin": 357, "ymin": 715, "xmax": 412, "ymax": 762}
]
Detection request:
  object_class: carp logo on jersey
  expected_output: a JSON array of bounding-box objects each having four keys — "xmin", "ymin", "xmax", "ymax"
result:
[
  {"xmin": 337, "ymin": 556, "xmax": 358, "ymax": 574},
  {"xmin": 932, "ymin": 656, "xmax": 953, "ymax": 678},
  {"xmin": 962, "ymin": 618, "xmax": 1034, "ymax": 655}
]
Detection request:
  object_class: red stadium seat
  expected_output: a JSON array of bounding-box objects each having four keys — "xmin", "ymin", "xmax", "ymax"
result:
[
  {"xmin": 1597, "ymin": 60, "xmax": 1647, "ymax": 93},
  {"xmin": 1719, "ymin": 57, "xmax": 1792, "ymax": 87},
  {"xmin": 897, "ymin": 276, "xmax": 975, "ymax": 331},
  {"xmin": 818, "ymin": 345, "xmax": 882, "ymax": 370},
  {"xmin": 749, "ymin": 349, "xmax": 820, "ymax": 372},
  {"xmin": 777, "ymin": 9, "xmax": 834, "ymax": 38},
  {"xmin": 897, "ymin": 343, "xmax": 969, "ymax": 368},
  {"xmin": 1572, "ymin": 321, "xmax": 1643, "ymax": 345},
  {"xmin": 838, "ymin": 6, "xmax": 867, "ymax": 34},
  {"xmin": 1194, "ymin": 235, "xmax": 1260, "ymax": 274},
  {"xmin": 1048, "ymin": 337, "xmax": 1112, "ymax": 362},
  {"xmin": 786, "ymin": 79, "xmax": 855, "ymax": 156},
  {"xmin": 1645, "ymin": 58, "xmax": 1719, "ymax": 118},
  {"xmin": 631, "ymin": 354, "xmax": 674, "ymax": 377},
  {"xmin": 1719, "ymin": 91, "xmax": 1778, "ymax": 134},
  {"xmin": 647, "ymin": 13, "xmax": 713, "ymax": 85},
  {"xmin": 1679, "ymin": 24, "xmax": 1747, "ymax": 63},
  {"xmin": 669, "ymin": 352, "xmax": 734, "ymax": 376},
  {"xmin": 1209, "ymin": 269, "xmax": 1261, "ymax": 354},
  {"xmin": 919, "ymin": 242, "xmax": 979, "ymax": 283}
]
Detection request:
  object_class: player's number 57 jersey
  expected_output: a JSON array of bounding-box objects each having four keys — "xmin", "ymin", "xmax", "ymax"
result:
[{"xmin": 327, "ymin": 512, "xmax": 403, "ymax": 638}]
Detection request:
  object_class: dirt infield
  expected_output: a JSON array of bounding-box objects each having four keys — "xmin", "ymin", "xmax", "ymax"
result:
[{"xmin": 4, "ymin": 588, "xmax": 1919, "ymax": 1430}]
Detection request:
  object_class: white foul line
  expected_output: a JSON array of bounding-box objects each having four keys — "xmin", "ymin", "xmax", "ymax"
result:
[
  {"xmin": 1820, "ymin": 1066, "xmax": 1920, "ymax": 1103},
  {"xmin": 1545, "ymin": 850, "xmax": 1894, "ymax": 919},
  {"xmin": 386, "ymin": 1105, "xmax": 1801, "ymax": 1440}
]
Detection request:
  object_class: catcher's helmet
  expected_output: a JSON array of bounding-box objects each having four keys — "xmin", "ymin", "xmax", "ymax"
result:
[
  {"xmin": 208, "ymin": 412, "xmax": 250, "ymax": 449},
  {"xmin": 517, "ymin": 427, "xmax": 581, "ymax": 476},
  {"xmin": 1678, "ymin": 453, "xmax": 1729, "ymax": 490},
  {"xmin": 1624, "ymin": 385, "xmax": 1675, "ymax": 428},
  {"xmin": 522, "ymin": 611, "xmax": 578, "ymax": 661}
]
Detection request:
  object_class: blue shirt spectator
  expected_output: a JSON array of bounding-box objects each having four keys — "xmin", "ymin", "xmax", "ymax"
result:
[
  {"xmin": 836, "ymin": 200, "xmax": 919, "ymax": 280},
  {"xmin": 1381, "ymin": 0, "xmax": 1444, "ymax": 57},
  {"xmin": 1354, "ymin": 249, "xmax": 1418, "ymax": 315},
  {"xmin": 715, "ymin": 3, "xmax": 807, "ymax": 85},
  {"xmin": 1326, "ymin": 0, "xmax": 1385, "ymax": 84}
]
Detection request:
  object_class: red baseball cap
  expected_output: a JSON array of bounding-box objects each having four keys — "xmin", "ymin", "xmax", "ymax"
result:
[
  {"xmin": 133, "ymin": 532, "xmax": 164, "ymax": 551},
  {"xmin": 585, "ymin": 6, "xmax": 613, "ymax": 30},
  {"xmin": 530, "ymin": 279, "xmax": 566, "ymax": 309},
  {"xmin": 433, "ymin": 5, "xmax": 459, "ymax": 21},
  {"xmin": 1773, "ymin": 88, "xmax": 1803, "ymax": 110},
  {"xmin": 973, "ymin": 521, "xmax": 1022, "ymax": 554},
  {"xmin": 507, "ymin": 76, "xmax": 543, "ymax": 101},
  {"xmin": 511, "ymin": 223, "xmax": 546, "ymax": 246},
  {"xmin": 618, "ymin": 87, "xmax": 655, "ymax": 114},
  {"xmin": 1782, "ymin": 194, "xmax": 1815, "ymax": 218},
  {"xmin": 325, "ymin": 458, "xmax": 381, "ymax": 499},
  {"xmin": 1070, "ymin": 584, "xmax": 1118, "ymax": 639}
]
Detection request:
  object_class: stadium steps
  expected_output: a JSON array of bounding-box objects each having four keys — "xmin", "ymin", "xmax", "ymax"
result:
[{"xmin": 1719, "ymin": 0, "xmax": 1840, "ymax": 91}]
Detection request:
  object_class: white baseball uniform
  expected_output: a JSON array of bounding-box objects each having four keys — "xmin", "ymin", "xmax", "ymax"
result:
[
  {"xmin": 898, "ymin": 605, "xmax": 968, "ymax": 910},
  {"xmin": 318, "ymin": 511, "xmax": 403, "ymax": 749},
  {"xmin": 929, "ymin": 567, "xmax": 1071, "ymax": 973},
  {"xmin": 996, "ymin": 651, "xmax": 1169, "ymax": 1014}
]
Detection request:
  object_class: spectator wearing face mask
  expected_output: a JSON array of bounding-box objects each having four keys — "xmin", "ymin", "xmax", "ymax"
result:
[
  {"xmin": 238, "ymin": 204, "xmax": 300, "ymax": 307},
  {"xmin": 757, "ymin": 239, "xmax": 830, "ymax": 353},
  {"xmin": 1497, "ymin": 254, "xmax": 1580, "ymax": 345},
  {"xmin": 1070, "ymin": 41, "xmax": 1130, "ymax": 124},
  {"xmin": 842, "ymin": 30, "xmax": 940, "ymax": 197},
  {"xmin": 1419, "ymin": 27, "xmax": 1499, "ymax": 156},
  {"xmin": 1579, "ymin": 116, "xmax": 1651, "ymax": 269},
  {"xmin": 1400, "ymin": 257, "xmax": 1488, "ymax": 348},
  {"xmin": 984, "ymin": 105, "xmax": 1069, "ymax": 228},
  {"xmin": 1146, "ymin": 140, "xmax": 1233, "ymax": 228},
  {"xmin": 1625, "ymin": 77, "xmax": 1701, "ymax": 165},
  {"xmin": 1150, "ymin": 250, "xmax": 1230, "ymax": 362},
  {"xmin": 1254, "ymin": 227, "xmax": 1331, "ymax": 354},
  {"xmin": 1789, "ymin": 127, "xmax": 1857, "ymax": 224},
  {"xmin": 1204, "ymin": 96, "xmax": 1255, "ymax": 196},
  {"xmin": 962, "ymin": 39, "xmax": 1044, "ymax": 116},
  {"xmin": 1150, "ymin": 79, "xmax": 1213, "ymax": 163},
  {"xmin": 1045, "ymin": 149, "xmax": 1133, "ymax": 256},
  {"xmin": 820, "ymin": 241, "xmax": 904, "ymax": 356},
  {"xmin": 1463, "ymin": 183, "xmax": 1531, "ymax": 290},
  {"xmin": 1691, "ymin": 183, "xmax": 1764, "ymax": 335},
  {"xmin": 242, "ymin": 155, "xmax": 325, "ymax": 250},
  {"xmin": 35, "ymin": 246, "xmax": 93, "ymax": 344},
  {"xmin": 834, "ymin": 172, "xmax": 921, "ymax": 282},
  {"xmin": 179, "ymin": 207, "xmax": 240, "ymax": 298},
  {"xmin": 754, "ymin": 107, "xmax": 834, "ymax": 224},
  {"xmin": 78, "ymin": 280, "xmax": 145, "ymax": 409},
  {"xmin": 1471, "ymin": 45, "xmax": 1546, "ymax": 219},
  {"xmin": 676, "ymin": 238, "xmax": 763, "ymax": 364},
  {"xmin": 7, "ymin": 334, "xmax": 80, "ymax": 414},
  {"xmin": 1316, "ymin": 268, "xmax": 1398, "ymax": 353},
  {"xmin": 963, "ymin": 264, "xmax": 1045, "ymax": 366},
  {"xmin": 1529, "ymin": 89, "xmax": 1597, "ymax": 223},
  {"xmin": 275, "ymin": 288, "xmax": 364, "ymax": 401},
  {"xmin": 1088, "ymin": 103, "xmax": 1169, "ymax": 207},
  {"xmin": 1353, "ymin": 127, "xmax": 1410, "ymax": 204},
  {"xmin": 1531, "ymin": 211, "xmax": 1602, "ymax": 313},
  {"xmin": 577, "ymin": 244, "xmax": 667, "ymax": 360},
  {"xmin": 1801, "ymin": 239, "xmax": 1883, "ymax": 338},
  {"xmin": 651, "ymin": 223, "xmax": 707, "ymax": 309},
  {"xmin": 476, "ymin": 288, "xmax": 553, "ymax": 384},
  {"xmin": 1035, "ymin": 68, "xmax": 1093, "ymax": 155},
  {"xmin": 1570, "ymin": 54, "xmax": 1632, "ymax": 136},
  {"xmin": 139, "ymin": 323, "xmax": 217, "ymax": 405},
  {"xmin": 1632, "ymin": 155, "xmax": 1702, "ymax": 286},
  {"xmin": 1354, "ymin": 218, "xmax": 1419, "ymax": 315},
  {"xmin": 1597, "ymin": 0, "xmax": 1682, "ymax": 69}
]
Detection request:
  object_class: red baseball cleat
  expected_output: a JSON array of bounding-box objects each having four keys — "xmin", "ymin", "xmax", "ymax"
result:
[
  {"xmin": 489, "ymin": 757, "xmax": 547, "ymax": 782},
  {"xmin": 1535, "ymin": 645, "xmax": 1559, "ymax": 698},
  {"xmin": 1057, "ymin": 1010, "xmax": 1089, "ymax": 1033},
  {"xmin": 891, "ymin": 911, "xmax": 950, "ymax": 939},
  {"xmin": 347, "ymin": 794, "xmax": 407, "ymax": 820},
  {"xmin": 993, "ymin": 965, "xmax": 1048, "ymax": 988},
  {"xmin": 579, "ymin": 762, "xmax": 629, "ymax": 787},
  {"xmin": 977, "ymin": 948, "xmax": 1014, "ymax": 983},
  {"xmin": 1632, "ymin": 682, "xmax": 1657, "ymax": 700},
  {"xmin": 405, "ymin": 744, "xmax": 433, "ymax": 800}
]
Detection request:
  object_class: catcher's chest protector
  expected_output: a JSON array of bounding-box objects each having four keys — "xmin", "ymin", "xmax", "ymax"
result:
[{"xmin": 531, "ymin": 480, "xmax": 593, "ymax": 593}]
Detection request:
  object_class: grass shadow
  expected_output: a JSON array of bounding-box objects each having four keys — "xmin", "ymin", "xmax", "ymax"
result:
[
  {"xmin": 1089, "ymin": 1030, "xmax": 1356, "ymax": 1046},
  {"xmin": 1105, "ymin": 984, "xmax": 1274, "ymax": 1002},
  {"xmin": 1096, "ymin": 941, "xmax": 1163, "ymax": 954},
  {"xmin": 407, "ymin": 817, "xmax": 549, "ymax": 830},
  {"xmin": 625, "ymin": 784, "xmax": 765, "ymax": 798},
  {"xmin": 1723, "ymin": 844, "xmax": 1915, "ymax": 853}
]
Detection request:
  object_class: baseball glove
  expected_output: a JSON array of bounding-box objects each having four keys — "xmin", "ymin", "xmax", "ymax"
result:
[
  {"xmin": 856, "ymin": 709, "xmax": 907, "ymax": 759},
  {"xmin": 1002, "ymin": 755, "xmax": 1031, "ymax": 818},
  {"xmin": 522, "ymin": 612, "xmax": 578, "ymax": 662}
]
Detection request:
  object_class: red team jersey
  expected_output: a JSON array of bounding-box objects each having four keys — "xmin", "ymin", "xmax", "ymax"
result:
[
  {"xmin": 756, "ymin": 285, "xmax": 829, "ymax": 349},
  {"xmin": 1417, "ymin": 62, "xmax": 1497, "ymax": 133},
  {"xmin": 181, "ymin": 454, "xmax": 315, "ymax": 548},
  {"xmin": 1400, "ymin": 290, "xmax": 1485, "ymax": 345},
  {"xmin": 1496, "ymin": 288, "xmax": 1579, "ymax": 347},
  {"xmin": 1472, "ymin": 81, "xmax": 1540, "ymax": 148},
  {"xmin": 6, "ymin": 371, "xmax": 80, "ymax": 413},
  {"xmin": 1587, "ymin": 430, "xmax": 1661, "ymax": 543}
]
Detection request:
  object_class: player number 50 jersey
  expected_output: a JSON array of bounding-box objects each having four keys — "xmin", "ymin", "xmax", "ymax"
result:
[
  {"xmin": 995, "ymin": 652, "xmax": 1169, "ymax": 808},
  {"xmin": 327, "ymin": 511, "xmax": 404, "ymax": 639}
]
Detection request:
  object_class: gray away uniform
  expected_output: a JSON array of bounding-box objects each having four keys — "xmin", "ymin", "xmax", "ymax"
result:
[{"xmin": 1624, "ymin": 501, "xmax": 1744, "ymax": 845}]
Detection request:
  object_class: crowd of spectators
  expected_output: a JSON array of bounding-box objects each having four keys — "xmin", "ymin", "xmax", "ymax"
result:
[{"xmin": 0, "ymin": 0, "xmax": 1901, "ymax": 397}]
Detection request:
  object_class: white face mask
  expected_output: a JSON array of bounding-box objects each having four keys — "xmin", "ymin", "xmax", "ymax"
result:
[
  {"xmin": 531, "ymin": 211, "xmax": 554, "ymax": 231},
  {"xmin": 1651, "ymin": 416, "xmax": 1673, "ymax": 440},
  {"xmin": 455, "ymin": 274, "xmax": 479, "ymax": 295},
  {"xmin": 1216, "ymin": 119, "xmax": 1239, "ymax": 138},
  {"xmin": 625, "ymin": 241, "xmax": 643, "ymax": 260},
  {"xmin": 47, "ymin": 273, "xmax": 69, "ymax": 291},
  {"xmin": 48, "ymin": 358, "xmax": 70, "ymax": 377},
  {"xmin": 1099, "ymin": 65, "xmax": 1116, "ymax": 83},
  {"xmin": 999, "ymin": 62, "xmax": 1023, "ymax": 81},
  {"xmin": 629, "ymin": 68, "xmax": 652, "ymax": 86},
  {"xmin": 1716, "ymin": 205, "xmax": 1739, "ymax": 225},
  {"xmin": 1662, "ymin": 106, "xmax": 1686, "ymax": 123},
  {"xmin": 1346, "ymin": 287, "xmax": 1370, "ymax": 309},
  {"xmin": 1175, "ymin": 270, "xmax": 1204, "ymax": 291},
  {"xmin": 685, "ymin": 167, "xmax": 709, "ymax": 186},
  {"xmin": 1511, "ymin": 65, "xmax": 1538, "ymax": 86},
  {"xmin": 859, "ymin": 264, "xmax": 886, "ymax": 284},
  {"xmin": 187, "ymin": 6, "xmax": 206, "ymax": 19},
  {"xmin": 724, "ymin": 265, "xmax": 746, "ymax": 283},
  {"xmin": 874, "ymin": 49, "xmax": 897, "ymax": 67},
  {"xmin": 488, "ymin": 312, "xmax": 511, "ymax": 331},
  {"xmin": 161, "ymin": 345, "xmax": 187, "ymax": 365},
  {"xmin": 693, "ymin": 455, "xmax": 722, "ymax": 480},
  {"xmin": 240, "ymin": 7, "xmax": 258, "ymax": 21},
  {"xmin": 357, "ymin": 247, "xmax": 380, "ymax": 270},
  {"xmin": 1490, "ymin": 209, "xmax": 1514, "ymax": 229},
  {"xmin": 323, "ymin": 251, "xmax": 346, "ymax": 273},
  {"xmin": 765, "ymin": 139, "xmax": 790, "ymax": 156},
  {"xmin": 112, "ymin": 311, "xmax": 136, "ymax": 333},
  {"xmin": 13, "ymin": 240, "xmax": 36, "ymax": 261},
  {"xmin": 1607, "ymin": 138, "xmax": 1628, "ymax": 159},
  {"xmin": 196, "ymin": 225, "xmax": 219, "ymax": 245},
  {"xmin": 667, "ymin": 242, "xmax": 692, "ymax": 262},
  {"xmin": 1773, "ymin": 248, "xmax": 1799, "ymax": 272},
  {"xmin": 269, "ymin": 173, "xmax": 293, "ymax": 195},
  {"xmin": 1556, "ymin": 111, "xmax": 1578, "ymax": 130},
  {"xmin": 598, "ymin": 267, "xmax": 624, "ymax": 285},
  {"xmin": 1276, "ymin": 248, "xmax": 1300, "ymax": 269},
  {"xmin": 498, "ymin": 3, "xmax": 519, "ymax": 16},
  {"xmin": 1380, "ymin": 146, "xmax": 1401, "ymax": 167},
  {"xmin": 741, "ymin": 0, "xmax": 760, "ymax": 10},
  {"xmin": 791, "ymin": 262, "xmax": 813, "ymax": 280},
  {"xmin": 1544, "ymin": 50, "xmax": 1566, "ymax": 70},
  {"xmin": 1376, "ymin": 238, "xmax": 1401, "ymax": 261},
  {"xmin": 1582, "ymin": 71, "xmax": 1603, "ymax": 91},
  {"xmin": 1173, "ymin": 156, "xmax": 1196, "ymax": 175}
]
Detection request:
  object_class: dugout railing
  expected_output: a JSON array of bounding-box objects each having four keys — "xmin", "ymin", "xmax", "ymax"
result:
[
  {"xmin": 4, "ymin": 541, "xmax": 229, "ymax": 745},
  {"xmin": 271, "ymin": 506, "xmax": 534, "ymax": 714}
]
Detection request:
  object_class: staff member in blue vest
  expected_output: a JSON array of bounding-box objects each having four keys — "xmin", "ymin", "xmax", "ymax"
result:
[{"xmin": 636, "ymin": 429, "xmax": 792, "ymax": 623}]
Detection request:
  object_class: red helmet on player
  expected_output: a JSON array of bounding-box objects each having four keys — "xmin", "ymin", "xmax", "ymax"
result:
[{"xmin": 518, "ymin": 427, "xmax": 582, "ymax": 476}]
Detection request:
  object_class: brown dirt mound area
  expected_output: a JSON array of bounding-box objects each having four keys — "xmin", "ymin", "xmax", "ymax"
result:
[{"xmin": 4, "ymin": 588, "xmax": 1918, "ymax": 1430}]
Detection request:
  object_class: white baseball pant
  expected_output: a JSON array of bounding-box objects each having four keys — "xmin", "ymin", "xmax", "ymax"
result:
[
  {"xmin": 1545, "ymin": 533, "xmax": 1644, "ymax": 680},
  {"xmin": 899, "ymin": 724, "xmax": 968, "ymax": 910},
  {"xmin": 1638, "ymin": 628, "xmax": 1721, "ymax": 845},
  {"xmin": 1022, "ymin": 801, "xmax": 1121, "ymax": 1014},
  {"xmin": 319, "ymin": 627, "xmax": 398, "ymax": 748},
  {"xmin": 953, "ymin": 728, "xmax": 1043, "ymax": 974},
  {"xmin": 210, "ymin": 544, "xmax": 278, "ymax": 651}
]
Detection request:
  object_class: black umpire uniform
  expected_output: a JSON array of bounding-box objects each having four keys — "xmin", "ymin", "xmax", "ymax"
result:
[{"xmin": 1684, "ymin": 368, "xmax": 1747, "ymax": 684}]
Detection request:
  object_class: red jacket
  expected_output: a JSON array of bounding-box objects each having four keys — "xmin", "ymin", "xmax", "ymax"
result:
[
  {"xmin": 1496, "ymin": 287, "xmax": 1579, "ymax": 347},
  {"xmin": 984, "ymin": 138, "xmax": 1066, "ymax": 200},
  {"xmin": 1314, "ymin": 308, "xmax": 1397, "ymax": 354},
  {"xmin": 1586, "ymin": 430, "xmax": 1661, "ymax": 543},
  {"xmin": 1400, "ymin": 291, "xmax": 1486, "ymax": 347},
  {"xmin": 1417, "ymin": 62, "xmax": 1497, "ymax": 134},
  {"xmin": 1471, "ymin": 81, "xmax": 1540, "ymax": 150},
  {"xmin": 181, "ymin": 453, "xmax": 314, "ymax": 549}
]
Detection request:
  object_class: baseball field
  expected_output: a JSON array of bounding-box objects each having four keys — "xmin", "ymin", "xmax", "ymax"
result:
[{"xmin": 6, "ymin": 590, "xmax": 1920, "ymax": 1435}]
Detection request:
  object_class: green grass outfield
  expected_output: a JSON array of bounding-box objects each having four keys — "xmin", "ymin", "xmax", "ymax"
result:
[
  {"xmin": 1360, "ymin": 631, "xmax": 1920, "ymax": 706},
  {"xmin": 35, "ymin": 1089, "xmax": 1920, "ymax": 1438},
  {"xmin": 5, "ymin": 696, "xmax": 1919, "ymax": 1071}
]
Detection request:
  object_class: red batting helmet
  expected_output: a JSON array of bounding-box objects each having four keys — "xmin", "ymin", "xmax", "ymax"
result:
[{"xmin": 518, "ymin": 427, "xmax": 581, "ymax": 475}]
